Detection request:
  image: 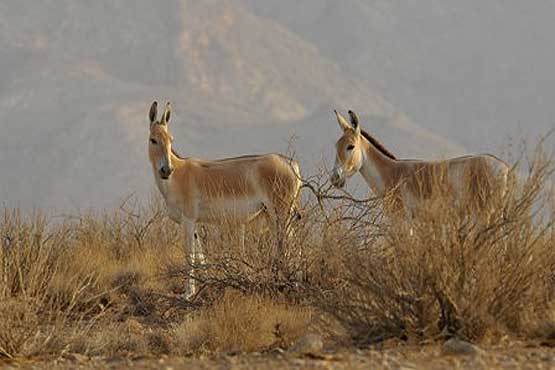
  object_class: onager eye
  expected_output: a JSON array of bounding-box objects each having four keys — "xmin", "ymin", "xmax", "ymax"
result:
[
  {"xmin": 150, "ymin": 138, "xmax": 157, "ymax": 145},
  {"xmin": 346, "ymin": 144, "xmax": 355, "ymax": 151}
]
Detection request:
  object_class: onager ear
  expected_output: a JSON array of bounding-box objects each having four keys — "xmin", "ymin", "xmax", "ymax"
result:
[
  {"xmin": 334, "ymin": 110, "xmax": 352, "ymax": 132},
  {"xmin": 348, "ymin": 110, "xmax": 361, "ymax": 136},
  {"xmin": 161, "ymin": 102, "xmax": 171, "ymax": 125},
  {"xmin": 149, "ymin": 101, "xmax": 158, "ymax": 124}
]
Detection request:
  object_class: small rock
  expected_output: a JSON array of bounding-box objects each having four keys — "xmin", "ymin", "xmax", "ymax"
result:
[
  {"xmin": 272, "ymin": 347, "xmax": 285, "ymax": 355},
  {"xmin": 441, "ymin": 337, "xmax": 481, "ymax": 356},
  {"xmin": 288, "ymin": 334, "xmax": 324, "ymax": 356}
]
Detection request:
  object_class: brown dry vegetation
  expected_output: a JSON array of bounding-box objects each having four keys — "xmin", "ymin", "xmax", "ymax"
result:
[
  {"xmin": 1, "ymin": 146, "xmax": 555, "ymax": 368},
  {"xmin": 318, "ymin": 155, "xmax": 555, "ymax": 344}
]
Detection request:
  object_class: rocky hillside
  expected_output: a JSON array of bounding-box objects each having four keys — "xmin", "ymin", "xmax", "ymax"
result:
[
  {"xmin": 244, "ymin": 0, "xmax": 555, "ymax": 149},
  {"xmin": 2, "ymin": 0, "xmax": 549, "ymax": 210}
]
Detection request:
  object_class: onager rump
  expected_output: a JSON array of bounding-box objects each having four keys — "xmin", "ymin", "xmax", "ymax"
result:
[
  {"xmin": 148, "ymin": 101, "xmax": 302, "ymax": 297},
  {"xmin": 331, "ymin": 109, "xmax": 510, "ymax": 218}
]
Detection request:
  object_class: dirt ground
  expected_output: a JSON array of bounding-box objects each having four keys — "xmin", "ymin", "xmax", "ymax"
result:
[{"xmin": 2, "ymin": 344, "xmax": 554, "ymax": 370}]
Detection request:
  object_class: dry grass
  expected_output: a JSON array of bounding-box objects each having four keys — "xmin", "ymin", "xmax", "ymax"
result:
[
  {"xmin": 0, "ymin": 198, "xmax": 183, "ymax": 359},
  {"xmin": 1, "ymin": 145, "xmax": 555, "ymax": 363},
  {"xmin": 171, "ymin": 290, "xmax": 312, "ymax": 354},
  {"xmin": 0, "ymin": 196, "xmax": 312, "ymax": 359},
  {"xmin": 314, "ymin": 149, "xmax": 555, "ymax": 344}
]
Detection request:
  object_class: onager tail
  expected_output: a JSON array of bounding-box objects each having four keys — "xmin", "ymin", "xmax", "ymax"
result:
[{"xmin": 289, "ymin": 160, "xmax": 303, "ymax": 222}]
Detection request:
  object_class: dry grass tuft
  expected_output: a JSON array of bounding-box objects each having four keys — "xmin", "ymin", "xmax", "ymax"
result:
[
  {"xmin": 170, "ymin": 290, "xmax": 312, "ymax": 354},
  {"xmin": 315, "ymin": 149, "xmax": 555, "ymax": 344},
  {"xmin": 0, "ymin": 198, "xmax": 182, "ymax": 359}
]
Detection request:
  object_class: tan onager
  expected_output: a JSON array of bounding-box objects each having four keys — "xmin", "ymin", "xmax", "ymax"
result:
[
  {"xmin": 148, "ymin": 101, "xmax": 302, "ymax": 297},
  {"xmin": 331, "ymin": 110, "xmax": 510, "ymax": 218}
]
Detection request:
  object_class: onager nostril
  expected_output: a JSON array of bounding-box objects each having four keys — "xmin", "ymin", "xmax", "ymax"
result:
[{"xmin": 160, "ymin": 166, "xmax": 172, "ymax": 178}]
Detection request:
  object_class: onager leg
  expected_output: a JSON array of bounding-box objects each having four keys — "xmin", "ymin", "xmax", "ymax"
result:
[
  {"xmin": 287, "ymin": 213, "xmax": 304, "ymax": 282},
  {"xmin": 265, "ymin": 205, "xmax": 286, "ymax": 252},
  {"xmin": 266, "ymin": 198, "xmax": 302, "ymax": 280},
  {"xmin": 183, "ymin": 218, "xmax": 205, "ymax": 299},
  {"xmin": 263, "ymin": 204, "xmax": 286, "ymax": 276}
]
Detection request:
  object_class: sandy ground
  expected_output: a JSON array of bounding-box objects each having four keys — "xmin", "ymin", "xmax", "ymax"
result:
[{"xmin": 2, "ymin": 344, "xmax": 554, "ymax": 370}]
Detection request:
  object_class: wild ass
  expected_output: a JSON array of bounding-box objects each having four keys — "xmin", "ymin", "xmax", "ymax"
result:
[
  {"xmin": 330, "ymin": 110, "xmax": 510, "ymax": 219},
  {"xmin": 148, "ymin": 101, "xmax": 302, "ymax": 297}
]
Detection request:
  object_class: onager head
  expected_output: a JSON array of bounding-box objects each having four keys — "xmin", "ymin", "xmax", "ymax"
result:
[
  {"xmin": 148, "ymin": 101, "xmax": 174, "ymax": 180},
  {"xmin": 331, "ymin": 110, "xmax": 363, "ymax": 188}
]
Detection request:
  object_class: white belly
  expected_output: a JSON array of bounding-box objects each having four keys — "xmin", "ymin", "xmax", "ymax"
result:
[{"xmin": 196, "ymin": 198, "xmax": 265, "ymax": 224}]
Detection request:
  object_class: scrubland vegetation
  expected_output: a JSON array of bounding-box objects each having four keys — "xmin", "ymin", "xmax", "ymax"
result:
[{"xmin": 1, "ymin": 146, "xmax": 555, "ymax": 368}]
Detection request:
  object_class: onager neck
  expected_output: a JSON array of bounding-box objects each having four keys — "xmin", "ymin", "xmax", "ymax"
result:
[{"xmin": 358, "ymin": 139, "xmax": 395, "ymax": 196}]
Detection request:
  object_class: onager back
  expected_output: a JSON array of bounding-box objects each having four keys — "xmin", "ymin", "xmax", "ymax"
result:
[
  {"xmin": 148, "ymin": 101, "xmax": 302, "ymax": 297},
  {"xmin": 330, "ymin": 110, "xmax": 510, "ymax": 218}
]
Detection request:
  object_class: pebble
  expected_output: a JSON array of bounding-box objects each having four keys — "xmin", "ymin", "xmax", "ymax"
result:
[
  {"xmin": 441, "ymin": 337, "xmax": 481, "ymax": 357},
  {"xmin": 288, "ymin": 334, "xmax": 324, "ymax": 356}
]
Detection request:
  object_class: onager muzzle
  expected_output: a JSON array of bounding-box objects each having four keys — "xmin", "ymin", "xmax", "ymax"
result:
[{"xmin": 159, "ymin": 163, "xmax": 174, "ymax": 179}]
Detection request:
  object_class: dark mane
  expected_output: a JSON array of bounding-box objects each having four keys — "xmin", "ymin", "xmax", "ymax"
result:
[
  {"xmin": 360, "ymin": 129, "xmax": 397, "ymax": 160},
  {"xmin": 171, "ymin": 147, "xmax": 185, "ymax": 160}
]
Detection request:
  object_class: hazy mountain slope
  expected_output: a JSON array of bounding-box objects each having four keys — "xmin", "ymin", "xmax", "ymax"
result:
[
  {"xmin": 244, "ymin": 0, "xmax": 555, "ymax": 150},
  {"xmin": 0, "ymin": 1, "xmax": 489, "ymax": 210}
]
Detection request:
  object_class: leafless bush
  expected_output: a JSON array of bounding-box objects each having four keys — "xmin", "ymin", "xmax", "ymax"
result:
[
  {"xmin": 0, "ymin": 198, "xmax": 182, "ymax": 358},
  {"xmin": 0, "ymin": 210, "xmax": 95, "ymax": 358},
  {"xmin": 315, "ymin": 148, "xmax": 555, "ymax": 344},
  {"xmin": 165, "ymin": 165, "xmax": 387, "ymax": 306}
]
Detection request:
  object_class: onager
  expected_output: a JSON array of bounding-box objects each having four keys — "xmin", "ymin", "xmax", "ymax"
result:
[
  {"xmin": 330, "ymin": 110, "xmax": 510, "ymax": 220},
  {"xmin": 148, "ymin": 101, "xmax": 302, "ymax": 297}
]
